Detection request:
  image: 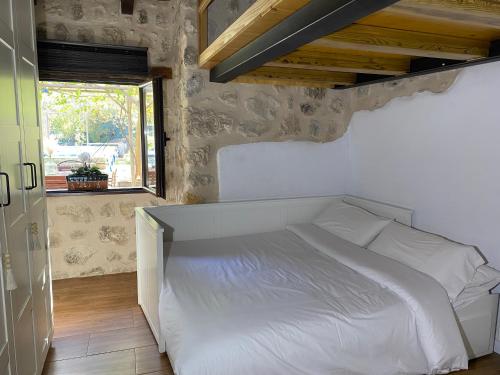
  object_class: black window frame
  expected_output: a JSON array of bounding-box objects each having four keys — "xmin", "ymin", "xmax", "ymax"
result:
[
  {"xmin": 139, "ymin": 77, "xmax": 166, "ymax": 199},
  {"xmin": 38, "ymin": 40, "xmax": 167, "ymax": 198}
]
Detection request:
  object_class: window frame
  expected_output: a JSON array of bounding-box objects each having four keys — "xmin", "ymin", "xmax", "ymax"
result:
[
  {"xmin": 139, "ymin": 77, "xmax": 166, "ymax": 199},
  {"xmin": 38, "ymin": 41, "xmax": 167, "ymax": 197}
]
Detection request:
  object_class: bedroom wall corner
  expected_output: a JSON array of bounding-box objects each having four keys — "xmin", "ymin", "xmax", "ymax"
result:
[
  {"xmin": 348, "ymin": 61, "xmax": 500, "ymax": 271},
  {"xmin": 216, "ymin": 69, "xmax": 459, "ymax": 202},
  {"xmin": 347, "ymin": 63, "xmax": 500, "ymax": 348}
]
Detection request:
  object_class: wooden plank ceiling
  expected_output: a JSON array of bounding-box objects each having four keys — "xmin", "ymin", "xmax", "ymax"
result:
[{"xmin": 199, "ymin": 0, "xmax": 500, "ymax": 89}]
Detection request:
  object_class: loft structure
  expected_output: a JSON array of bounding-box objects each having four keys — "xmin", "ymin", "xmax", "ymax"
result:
[{"xmin": 198, "ymin": 0, "xmax": 500, "ymax": 88}]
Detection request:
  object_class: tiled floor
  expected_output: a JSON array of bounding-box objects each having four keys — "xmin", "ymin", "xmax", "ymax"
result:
[
  {"xmin": 43, "ymin": 272, "xmax": 500, "ymax": 374},
  {"xmin": 42, "ymin": 273, "xmax": 173, "ymax": 375}
]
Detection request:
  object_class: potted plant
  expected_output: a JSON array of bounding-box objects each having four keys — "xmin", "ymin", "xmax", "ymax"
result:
[{"xmin": 66, "ymin": 163, "xmax": 109, "ymax": 192}]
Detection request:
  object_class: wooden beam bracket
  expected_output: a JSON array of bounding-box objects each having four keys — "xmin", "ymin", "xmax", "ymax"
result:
[
  {"xmin": 489, "ymin": 40, "xmax": 500, "ymax": 57},
  {"xmin": 410, "ymin": 57, "xmax": 464, "ymax": 73},
  {"xmin": 149, "ymin": 66, "xmax": 173, "ymax": 80},
  {"xmin": 121, "ymin": 0, "xmax": 134, "ymax": 15}
]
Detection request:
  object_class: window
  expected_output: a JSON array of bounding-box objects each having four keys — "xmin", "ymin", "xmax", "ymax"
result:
[
  {"xmin": 37, "ymin": 40, "xmax": 168, "ymax": 198},
  {"xmin": 40, "ymin": 80, "xmax": 166, "ymax": 197},
  {"xmin": 140, "ymin": 78, "xmax": 165, "ymax": 198}
]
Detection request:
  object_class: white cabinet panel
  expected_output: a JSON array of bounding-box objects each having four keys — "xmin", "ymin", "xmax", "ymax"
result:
[
  {"xmin": 19, "ymin": 58, "xmax": 38, "ymax": 128},
  {"xmin": 0, "ymin": 0, "xmax": 13, "ymax": 33},
  {"xmin": 0, "ymin": 41, "xmax": 17, "ymax": 126},
  {"xmin": 13, "ymin": 303, "xmax": 36, "ymax": 375},
  {"xmin": 13, "ymin": 0, "xmax": 35, "ymax": 61},
  {"xmin": 0, "ymin": 0, "xmax": 52, "ymax": 374}
]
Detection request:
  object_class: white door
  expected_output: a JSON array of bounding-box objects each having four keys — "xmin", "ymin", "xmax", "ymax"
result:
[
  {"xmin": 0, "ymin": 0, "xmax": 50, "ymax": 374},
  {"xmin": 16, "ymin": 0, "xmax": 52, "ymax": 369},
  {"xmin": 0, "ymin": 1, "xmax": 15, "ymax": 374}
]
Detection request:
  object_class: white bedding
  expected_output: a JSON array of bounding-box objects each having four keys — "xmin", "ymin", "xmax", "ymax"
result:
[{"xmin": 159, "ymin": 224, "xmax": 468, "ymax": 375}]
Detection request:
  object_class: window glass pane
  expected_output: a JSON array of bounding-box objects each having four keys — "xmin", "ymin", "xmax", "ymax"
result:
[
  {"xmin": 40, "ymin": 81, "xmax": 142, "ymax": 190},
  {"xmin": 142, "ymin": 84, "xmax": 156, "ymax": 189}
]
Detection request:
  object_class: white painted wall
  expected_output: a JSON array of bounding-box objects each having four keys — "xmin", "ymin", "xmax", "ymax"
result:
[
  {"xmin": 218, "ymin": 62, "xmax": 500, "ymax": 273},
  {"xmin": 218, "ymin": 138, "xmax": 349, "ymax": 202},
  {"xmin": 348, "ymin": 62, "xmax": 500, "ymax": 271},
  {"xmin": 217, "ymin": 63, "xmax": 500, "ymax": 270}
]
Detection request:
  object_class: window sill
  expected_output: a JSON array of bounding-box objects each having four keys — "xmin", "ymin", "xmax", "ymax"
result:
[{"xmin": 46, "ymin": 188, "xmax": 150, "ymax": 197}]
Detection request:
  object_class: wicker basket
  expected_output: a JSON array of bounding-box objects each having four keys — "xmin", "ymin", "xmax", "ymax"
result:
[{"xmin": 66, "ymin": 175, "xmax": 109, "ymax": 192}]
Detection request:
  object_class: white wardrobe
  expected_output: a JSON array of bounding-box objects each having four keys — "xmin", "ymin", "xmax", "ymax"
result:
[{"xmin": 0, "ymin": 0, "xmax": 53, "ymax": 374}]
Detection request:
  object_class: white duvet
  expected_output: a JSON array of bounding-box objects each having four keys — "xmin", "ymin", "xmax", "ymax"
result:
[{"xmin": 159, "ymin": 224, "xmax": 468, "ymax": 375}]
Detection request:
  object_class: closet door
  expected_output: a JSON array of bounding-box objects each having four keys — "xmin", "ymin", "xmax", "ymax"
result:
[
  {"xmin": 0, "ymin": 0, "xmax": 16, "ymax": 373},
  {"xmin": 16, "ymin": 0, "xmax": 52, "ymax": 367},
  {"xmin": 0, "ymin": 0, "xmax": 43, "ymax": 374},
  {"xmin": 0, "ymin": 1, "xmax": 31, "ymax": 375},
  {"xmin": 0, "ymin": 215, "xmax": 12, "ymax": 375},
  {"xmin": 16, "ymin": 0, "xmax": 52, "ymax": 372}
]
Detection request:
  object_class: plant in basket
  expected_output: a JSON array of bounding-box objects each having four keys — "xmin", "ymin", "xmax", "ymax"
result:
[{"xmin": 66, "ymin": 163, "xmax": 109, "ymax": 192}]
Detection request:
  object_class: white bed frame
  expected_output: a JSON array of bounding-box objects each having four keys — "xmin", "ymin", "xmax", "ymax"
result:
[{"xmin": 135, "ymin": 195, "xmax": 499, "ymax": 359}]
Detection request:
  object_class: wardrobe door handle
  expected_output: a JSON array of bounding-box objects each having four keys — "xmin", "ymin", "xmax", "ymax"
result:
[
  {"xmin": 0, "ymin": 172, "xmax": 11, "ymax": 207},
  {"xmin": 30, "ymin": 163, "xmax": 38, "ymax": 189},
  {"xmin": 23, "ymin": 162, "xmax": 37, "ymax": 190}
]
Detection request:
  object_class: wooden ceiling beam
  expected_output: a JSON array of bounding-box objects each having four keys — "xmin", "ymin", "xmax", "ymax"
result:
[
  {"xmin": 358, "ymin": 10, "xmax": 500, "ymax": 41},
  {"xmin": 309, "ymin": 24, "xmax": 489, "ymax": 61},
  {"xmin": 198, "ymin": 0, "xmax": 213, "ymax": 13},
  {"xmin": 233, "ymin": 67, "xmax": 356, "ymax": 88},
  {"xmin": 121, "ymin": 0, "xmax": 134, "ymax": 15},
  {"xmin": 199, "ymin": 0, "xmax": 310, "ymax": 69},
  {"xmin": 267, "ymin": 50, "xmax": 409, "ymax": 76},
  {"xmin": 209, "ymin": 0, "xmax": 399, "ymax": 83},
  {"xmin": 388, "ymin": 0, "xmax": 500, "ymax": 29}
]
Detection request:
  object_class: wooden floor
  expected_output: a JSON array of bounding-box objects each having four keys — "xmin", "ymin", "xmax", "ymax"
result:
[
  {"xmin": 44, "ymin": 273, "xmax": 500, "ymax": 375},
  {"xmin": 43, "ymin": 272, "xmax": 173, "ymax": 375}
]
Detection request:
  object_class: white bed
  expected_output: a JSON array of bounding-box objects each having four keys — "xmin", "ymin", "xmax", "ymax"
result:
[{"xmin": 136, "ymin": 195, "xmax": 499, "ymax": 374}]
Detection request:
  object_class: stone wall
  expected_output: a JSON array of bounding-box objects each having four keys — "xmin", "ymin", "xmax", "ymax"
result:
[
  {"xmin": 207, "ymin": 0, "xmax": 255, "ymax": 44},
  {"xmin": 164, "ymin": 0, "xmax": 460, "ymax": 203},
  {"xmin": 47, "ymin": 193, "xmax": 157, "ymax": 279},
  {"xmin": 35, "ymin": 0, "xmax": 460, "ymax": 205}
]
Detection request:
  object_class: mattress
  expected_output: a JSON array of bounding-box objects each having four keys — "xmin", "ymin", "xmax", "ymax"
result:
[{"xmin": 159, "ymin": 224, "xmax": 468, "ymax": 375}]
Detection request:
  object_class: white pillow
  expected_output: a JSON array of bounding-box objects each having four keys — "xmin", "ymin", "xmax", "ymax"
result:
[
  {"xmin": 367, "ymin": 222, "xmax": 484, "ymax": 301},
  {"xmin": 313, "ymin": 200, "xmax": 392, "ymax": 247},
  {"xmin": 453, "ymin": 265, "xmax": 500, "ymax": 309}
]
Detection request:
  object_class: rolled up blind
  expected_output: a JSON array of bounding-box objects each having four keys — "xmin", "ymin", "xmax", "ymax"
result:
[{"xmin": 37, "ymin": 40, "xmax": 149, "ymax": 84}]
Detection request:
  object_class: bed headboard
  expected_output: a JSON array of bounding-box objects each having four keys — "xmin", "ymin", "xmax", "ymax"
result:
[
  {"xmin": 144, "ymin": 195, "xmax": 413, "ymax": 242},
  {"xmin": 343, "ymin": 195, "xmax": 413, "ymax": 226}
]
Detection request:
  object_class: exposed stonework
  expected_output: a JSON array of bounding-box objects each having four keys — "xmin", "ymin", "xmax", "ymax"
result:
[
  {"xmin": 36, "ymin": 0, "xmax": 460, "ymax": 206},
  {"xmin": 98, "ymin": 225, "xmax": 129, "ymax": 245},
  {"xmin": 238, "ymin": 121, "xmax": 271, "ymax": 138},
  {"xmin": 47, "ymin": 194, "xmax": 157, "ymax": 279},
  {"xmin": 186, "ymin": 107, "xmax": 234, "ymax": 137},
  {"xmin": 55, "ymin": 204, "xmax": 94, "ymax": 223},
  {"xmin": 187, "ymin": 145, "xmax": 210, "ymax": 167},
  {"xmin": 106, "ymin": 251, "xmax": 122, "ymax": 262},
  {"xmin": 49, "ymin": 231, "xmax": 62, "ymax": 248},
  {"xmin": 64, "ymin": 246, "xmax": 96, "ymax": 265},
  {"xmin": 349, "ymin": 72, "xmax": 460, "ymax": 113},
  {"xmin": 100, "ymin": 202, "xmax": 116, "ymax": 217},
  {"xmin": 119, "ymin": 201, "xmax": 137, "ymax": 218},
  {"xmin": 69, "ymin": 230, "xmax": 87, "ymax": 240}
]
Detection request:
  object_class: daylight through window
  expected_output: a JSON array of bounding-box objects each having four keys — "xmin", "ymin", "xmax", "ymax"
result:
[{"xmin": 40, "ymin": 81, "xmax": 142, "ymax": 190}]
